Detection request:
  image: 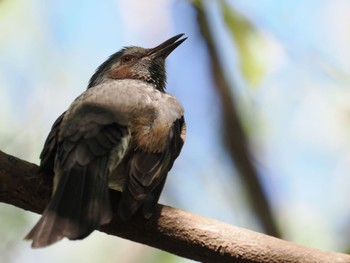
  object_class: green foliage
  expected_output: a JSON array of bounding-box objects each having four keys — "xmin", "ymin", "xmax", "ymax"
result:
[
  {"xmin": 220, "ymin": 0, "xmax": 265, "ymax": 86},
  {"xmin": 0, "ymin": 204, "xmax": 32, "ymax": 261}
]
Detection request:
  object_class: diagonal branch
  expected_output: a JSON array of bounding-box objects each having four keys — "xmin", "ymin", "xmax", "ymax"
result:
[
  {"xmin": 0, "ymin": 150, "xmax": 349, "ymax": 262},
  {"xmin": 193, "ymin": 1, "xmax": 281, "ymax": 237}
]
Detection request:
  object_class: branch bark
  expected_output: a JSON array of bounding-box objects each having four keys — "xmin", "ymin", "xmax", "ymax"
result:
[{"xmin": 0, "ymin": 150, "xmax": 349, "ymax": 262}]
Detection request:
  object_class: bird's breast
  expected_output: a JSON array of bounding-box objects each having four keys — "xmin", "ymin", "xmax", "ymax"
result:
[
  {"xmin": 61, "ymin": 79, "xmax": 183, "ymax": 188},
  {"xmin": 130, "ymin": 94, "xmax": 184, "ymax": 153}
]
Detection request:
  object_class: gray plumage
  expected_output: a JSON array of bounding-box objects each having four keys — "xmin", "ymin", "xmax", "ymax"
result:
[{"xmin": 25, "ymin": 34, "xmax": 187, "ymax": 248}]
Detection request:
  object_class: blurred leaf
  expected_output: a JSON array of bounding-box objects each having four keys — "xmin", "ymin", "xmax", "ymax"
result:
[
  {"xmin": 220, "ymin": 0, "xmax": 265, "ymax": 86},
  {"xmin": 0, "ymin": 204, "xmax": 31, "ymax": 262},
  {"xmin": 152, "ymin": 251, "xmax": 189, "ymax": 263}
]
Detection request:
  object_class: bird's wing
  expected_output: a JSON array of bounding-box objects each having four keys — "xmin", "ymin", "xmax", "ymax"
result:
[
  {"xmin": 39, "ymin": 112, "xmax": 66, "ymax": 173},
  {"xmin": 27, "ymin": 108, "xmax": 129, "ymax": 248},
  {"xmin": 119, "ymin": 116, "xmax": 186, "ymax": 219}
]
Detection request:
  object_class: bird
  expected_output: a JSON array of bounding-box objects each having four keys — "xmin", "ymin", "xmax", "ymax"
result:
[{"xmin": 25, "ymin": 34, "xmax": 187, "ymax": 248}]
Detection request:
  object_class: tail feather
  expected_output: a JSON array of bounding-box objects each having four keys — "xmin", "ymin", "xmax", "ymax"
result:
[
  {"xmin": 25, "ymin": 209, "xmax": 78, "ymax": 248},
  {"xmin": 25, "ymin": 157, "xmax": 112, "ymax": 248}
]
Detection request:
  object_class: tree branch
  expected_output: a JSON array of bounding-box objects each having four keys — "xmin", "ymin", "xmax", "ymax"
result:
[
  {"xmin": 0, "ymin": 150, "xmax": 349, "ymax": 263},
  {"xmin": 193, "ymin": 0, "xmax": 280, "ymax": 238}
]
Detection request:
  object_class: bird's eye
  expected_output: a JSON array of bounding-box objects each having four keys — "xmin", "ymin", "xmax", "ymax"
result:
[{"xmin": 121, "ymin": 55, "xmax": 134, "ymax": 64}]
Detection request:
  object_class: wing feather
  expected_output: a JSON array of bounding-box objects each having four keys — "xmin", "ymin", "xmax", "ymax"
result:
[
  {"xmin": 39, "ymin": 112, "xmax": 66, "ymax": 173},
  {"xmin": 118, "ymin": 116, "xmax": 185, "ymax": 219},
  {"xmin": 26, "ymin": 110, "xmax": 129, "ymax": 248}
]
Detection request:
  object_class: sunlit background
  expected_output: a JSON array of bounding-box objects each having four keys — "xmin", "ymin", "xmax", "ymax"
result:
[{"xmin": 1, "ymin": 0, "xmax": 350, "ymax": 262}]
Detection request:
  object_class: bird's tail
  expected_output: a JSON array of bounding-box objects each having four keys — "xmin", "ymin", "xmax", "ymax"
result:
[{"xmin": 25, "ymin": 157, "xmax": 112, "ymax": 248}]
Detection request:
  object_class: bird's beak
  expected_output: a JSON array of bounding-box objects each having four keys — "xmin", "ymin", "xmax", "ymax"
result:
[{"xmin": 148, "ymin": 34, "xmax": 187, "ymax": 59}]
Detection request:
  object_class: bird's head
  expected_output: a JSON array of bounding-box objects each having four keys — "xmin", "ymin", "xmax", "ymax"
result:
[{"xmin": 88, "ymin": 34, "xmax": 187, "ymax": 92}]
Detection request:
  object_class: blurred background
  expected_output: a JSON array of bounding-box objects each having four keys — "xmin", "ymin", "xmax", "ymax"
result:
[{"xmin": 1, "ymin": 0, "xmax": 350, "ymax": 262}]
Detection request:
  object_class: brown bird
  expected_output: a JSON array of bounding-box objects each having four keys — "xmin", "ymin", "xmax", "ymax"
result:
[{"xmin": 25, "ymin": 34, "xmax": 187, "ymax": 248}]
